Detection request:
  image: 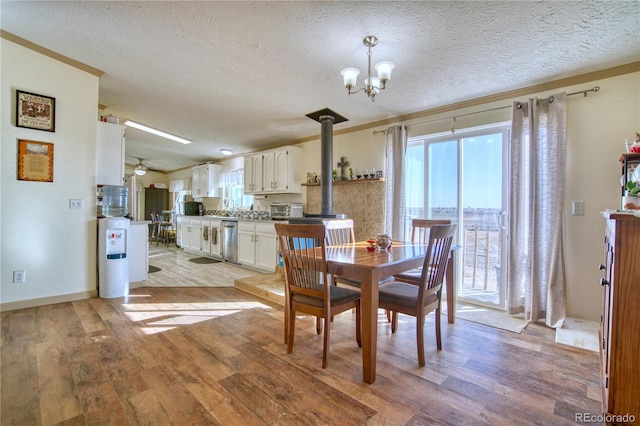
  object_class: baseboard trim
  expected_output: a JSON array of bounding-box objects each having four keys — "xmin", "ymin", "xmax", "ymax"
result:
[{"xmin": 0, "ymin": 290, "xmax": 98, "ymax": 312}]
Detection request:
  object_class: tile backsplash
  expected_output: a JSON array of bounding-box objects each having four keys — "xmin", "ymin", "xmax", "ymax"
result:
[{"xmin": 306, "ymin": 181, "xmax": 386, "ymax": 241}]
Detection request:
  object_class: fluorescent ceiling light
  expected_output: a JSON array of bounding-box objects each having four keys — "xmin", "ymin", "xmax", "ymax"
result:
[
  {"xmin": 123, "ymin": 120, "xmax": 192, "ymax": 144},
  {"xmin": 220, "ymin": 148, "xmax": 233, "ymax": 156}
]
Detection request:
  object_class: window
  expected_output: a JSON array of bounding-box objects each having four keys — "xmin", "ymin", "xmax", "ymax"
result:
[
  {"xmin": 219, "ymin": 168, "xmax": 253, "ymax": 209},
  {"xmin": 406, "ymin": 122, "xmax": 510, "ymax": 308}
]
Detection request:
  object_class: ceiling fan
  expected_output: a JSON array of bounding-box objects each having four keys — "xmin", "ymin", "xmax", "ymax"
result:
[{"xmin": 134, "ymin": 158, "xmax": 148, "ymax": 176}]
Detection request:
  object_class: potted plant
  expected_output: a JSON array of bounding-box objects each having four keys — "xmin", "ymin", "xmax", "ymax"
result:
[{"xmin": 623, "ymin": 180, "xmax": 640, "ymax": 210}]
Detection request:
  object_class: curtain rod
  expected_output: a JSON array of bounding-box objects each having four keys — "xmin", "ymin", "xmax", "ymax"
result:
[{"xmin": 373, "ymin": 86, "xmax": 600, "ymax": 135}]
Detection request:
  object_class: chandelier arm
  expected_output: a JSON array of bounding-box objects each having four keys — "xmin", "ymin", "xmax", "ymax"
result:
[{"xmin": 347, "ymin": 87, "xmax": 366, "ymax": 95}]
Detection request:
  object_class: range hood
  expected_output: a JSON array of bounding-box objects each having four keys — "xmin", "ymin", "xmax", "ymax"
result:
[{"xmin": 301, "ymin": 108, "xmax": 349, "ymax": 221}]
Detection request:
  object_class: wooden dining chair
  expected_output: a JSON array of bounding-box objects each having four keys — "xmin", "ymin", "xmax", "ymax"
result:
[
  {"xmin": 394, "ymin": 219, "xmax": 452, "ymax": 283},
  {"xmin": 275, "ymin": 223, "xmax": 362, "ymax": 368},
  {"xmin": 323, "ymin": 218, "xmax": 394, "ymax": 288},
  {"xmin": 379, "ymin": 223, "xmax": 457, "ymax": 366}
]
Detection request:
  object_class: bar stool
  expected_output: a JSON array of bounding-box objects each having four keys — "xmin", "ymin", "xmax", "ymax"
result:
[{"xmin": 156, "ymin": 212, "xmax": 174, "ymax": 246}]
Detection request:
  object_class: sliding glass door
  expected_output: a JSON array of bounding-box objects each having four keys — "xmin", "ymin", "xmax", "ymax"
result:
[{"xmin": 406, "ymin": 124, "xmax": 509, "ymax": 309}]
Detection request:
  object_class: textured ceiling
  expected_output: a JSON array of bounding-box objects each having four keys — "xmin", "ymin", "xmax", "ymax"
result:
[{"xmin": 2, "ymin": 1, "xmax": 639, "ymax": 172}]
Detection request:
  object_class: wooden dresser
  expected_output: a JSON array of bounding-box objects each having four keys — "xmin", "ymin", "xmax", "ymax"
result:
[{"xmin": 600, "ymin": 213, "xmax": 640, "ymax": 424}]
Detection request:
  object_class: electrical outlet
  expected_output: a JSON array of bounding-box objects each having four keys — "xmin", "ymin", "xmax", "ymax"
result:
[
  {"xmin": 70, "ymin": 199, "xmax": 83, "ymax": 209},
  {"xmin": 572, "ymin": 200, "xmax": 585, "ymax": 216},
  {"xmin": 13, "ymin": 270, "xmax": 26, "ymax": 284}
]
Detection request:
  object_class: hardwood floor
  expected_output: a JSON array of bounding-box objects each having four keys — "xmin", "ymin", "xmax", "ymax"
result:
[{"xmin": 1, "ymin": 285, "xmax": 602, "ymax": 425}]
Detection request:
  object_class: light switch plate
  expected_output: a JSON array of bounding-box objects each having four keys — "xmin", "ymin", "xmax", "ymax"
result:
[
  {"xmin": 572, "ymin": 201, "xmax": 585, "ymax": 216},
  {"xmin": 70, "ymin": 199, "xmax": 83, "ymax": 209}
]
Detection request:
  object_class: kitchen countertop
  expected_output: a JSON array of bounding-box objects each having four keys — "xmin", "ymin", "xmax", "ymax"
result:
[{"xmin": 177, "ymin": 215, "xmax": 282, "ymax": 223}]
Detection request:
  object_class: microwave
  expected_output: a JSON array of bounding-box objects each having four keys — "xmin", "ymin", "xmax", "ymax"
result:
[
  {"xmin": 270, "ymin": 202, "xmax": 303, "ymax": 219},
  {"xmin": 184, "ymin": 201, "xmax": 203, "ymax": 216}
]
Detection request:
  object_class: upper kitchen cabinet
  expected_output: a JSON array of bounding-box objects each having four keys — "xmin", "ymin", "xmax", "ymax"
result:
[
  {"xmin": 244, "ymin": 146, "xmax": 301, "ymax": 195},
  {"xmin": 192, "ymin": 164, "xmax": 221, "ymax": 198},
  {"xmin": 244, "ymin": 153, "xmax": 264, "ymax": 194},
  {"xmin": 96, "ymin": 121, "xmax": 125, "ymax": 186}
]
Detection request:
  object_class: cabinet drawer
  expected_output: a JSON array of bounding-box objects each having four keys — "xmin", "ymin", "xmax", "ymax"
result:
[
  {"xmin": 239, "ymin": 222, "xmax": 255, "ymax": 232},
  {"xmin": 256, "ymin": 222, "xmax": 276, "ymax": 234}
]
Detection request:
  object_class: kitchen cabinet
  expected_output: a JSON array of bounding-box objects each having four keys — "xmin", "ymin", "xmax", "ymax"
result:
[
  {"xmin": 238, "ymin": 222, "xmax": 256, "ymax": 265},
  {"xmin": 208, "ymin": 220, "xmax": 222, "ymax": 257},
  {"xmin": 96, "ymin": 121, "xmax": 125, "ymax": 186},
  {"xmin": 243, "ymin": 146, "xmax": 301, "ymax": 195},
  {"xmin": 599, "ymin": 213, "xmax": 640, "ymax": 423},
  {"xmin": 129, "ymin": 221, "xmax": 149, "ymax": 283},
  {"xmin": 176, "ymin": 216, "xmax": 184, "ymax": 247},
  {"xmin": 192, "ymin": 164, "xmax": 221, "ymax": 198},
  {"xmin": 244, "ymin": 154, "xmax": 263, "ymax": 194},
  {"xmin": 201, "ymin": 218, "xmax": 222, "ymax": 258},
  {"xmin": 189, "ymin": 219, "xmax": 202, "ymax": 251},
  {"xmin": 180, "ymin": 218, "xmax": 202, "ymax": 251},
  {"xmin": 238, "ymin": 221, "xmax": 279, "ymax": 271}
]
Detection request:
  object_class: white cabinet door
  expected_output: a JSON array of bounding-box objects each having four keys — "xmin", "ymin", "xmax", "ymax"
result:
[
  {"xmin": 238, "ymin": 222, "xmax": 256, "ymax": 265},
  {"xmin": 200, "ymin": 218, "xmax": 211, "ymax": 254},
  {"xmin": 209, "ymin": 220, "xmax": 222, "ymax": 257},
  {"xmin": 180, "ymin": 225, "xmax": 191, "ymax": 249},
  {"xmin": 273, "ymin": 149, "xmax": 290, "ymax": 192},
  {"xmin": 243, "ymin": 156, "xmax": 253, "ymax": 193},
  {"xmin": 188, "ymin": 219, "xmax": 202, "ymax": 251},
  {"xmin": 244, "ymin": 155, "xmax": 263, "ymax": 194},
  {"xmin": 255, "ymin": 222, "xmax": 278, "ymax": 271},
  {"xmin": 262, "ymin": 151, "xmax": 276, "ymax": 192},
  {"xmin": 96, "ymin": 121, "xmax": 125, "ymax": 186},
  {"xmin": 192, "ymin": 166, "xmax": 202, "ymax": 197},
  {"xmin": 129, "ymin": 222, "xmax": 149, "ymax": 282},
  {"xmin": 204, "ymin": 164, "xmax": 221, "ymax": 197},
  {"xmin": 176, "ymin": 216, "xmax": 185, "ymax": 247}
]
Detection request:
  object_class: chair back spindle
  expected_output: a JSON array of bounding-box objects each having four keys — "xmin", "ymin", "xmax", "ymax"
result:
[{"xmin": 323, "ymin": 219, "xmax": 355, "ymax": 246}]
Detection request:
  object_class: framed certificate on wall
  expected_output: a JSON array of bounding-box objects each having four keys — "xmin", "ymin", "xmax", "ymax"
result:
[{"xmin": 17, "ymin": 140, "xmax": 54, "ymax": 182}]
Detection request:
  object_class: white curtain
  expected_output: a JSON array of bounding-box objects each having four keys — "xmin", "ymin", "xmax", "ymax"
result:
[
  {"xmin": 508, "ymin": 93, "xmax": 567, "ymax": 328},
  {"xmin": 218, "ymin": 168, "xmax": 244, "ymax": 187},
  {"xmin": 384, "ymin": 124, "xmax": 408, "ymax": 241}
]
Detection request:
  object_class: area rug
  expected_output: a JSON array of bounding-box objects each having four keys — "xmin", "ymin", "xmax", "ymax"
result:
[
  {"xmin": 148, "ymin": 265, "xmax": 161, "ymax": 273},
  {"xmin": 188, "ymin": 257, "xmax": 220, "ymax": 264},
  {"xmin": 443, "ymin": 303, "xmax": 528, "ymax": 334},
  {"xmin": 555, "ymin": 317, "xmax": 599, "ymax": 352}
]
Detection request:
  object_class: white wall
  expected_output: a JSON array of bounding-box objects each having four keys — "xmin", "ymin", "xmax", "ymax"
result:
[{"xmin": 1, "ymin": 39, "xmax": 100, "ymax": 307}]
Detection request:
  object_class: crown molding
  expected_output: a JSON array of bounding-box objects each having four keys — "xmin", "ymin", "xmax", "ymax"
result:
[{"xmin": 1, "ymin": 30, "xmax": 104, "ymax": 77}]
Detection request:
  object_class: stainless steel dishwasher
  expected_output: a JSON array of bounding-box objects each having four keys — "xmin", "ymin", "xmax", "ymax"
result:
[{"xmin": 222, "ymin": 220, "xmax": 238, "ymax": 264}]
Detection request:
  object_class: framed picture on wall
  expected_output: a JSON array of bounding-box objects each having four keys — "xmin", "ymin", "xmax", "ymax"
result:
[
  {"xmin": 16, "ymin": 90, "xmax": 56, "ymax": 132},
  {"xmin": 17, "ymin": 140, "xmax": 54, "ymax": 182}
]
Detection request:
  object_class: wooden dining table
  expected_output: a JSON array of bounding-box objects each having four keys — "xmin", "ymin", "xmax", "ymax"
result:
[{"xmin": 324, "ymin": 241, "xmax": 457, "ymax": 384}]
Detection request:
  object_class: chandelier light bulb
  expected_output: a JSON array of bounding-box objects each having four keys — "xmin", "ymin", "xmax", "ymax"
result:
[
  {"xmin": 375, "ymin": 61, "xmax": 395, "ymax": 82},
  {"xmin": 341, "ymin": 68, "xmax": 360, "ymax": 91}
]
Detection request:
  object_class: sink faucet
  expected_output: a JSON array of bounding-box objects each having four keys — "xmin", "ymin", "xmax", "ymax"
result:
[{"xmin": 224, "ymin": 198, "xmax": 235, "ymax": 212}]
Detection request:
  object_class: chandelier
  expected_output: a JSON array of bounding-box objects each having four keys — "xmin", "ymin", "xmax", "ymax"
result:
[{"xmin": 340, "ymin": 36, "xmax": 395, "ymax": 102}]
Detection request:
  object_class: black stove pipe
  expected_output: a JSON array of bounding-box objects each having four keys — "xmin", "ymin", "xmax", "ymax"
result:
[
  {"xmin": 304, "ymin": 108, "xmax": 348, "ymax": 221},
  {"xmin": 319, "ymin": 114, "xmax": 334, "ymax": 216}
]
